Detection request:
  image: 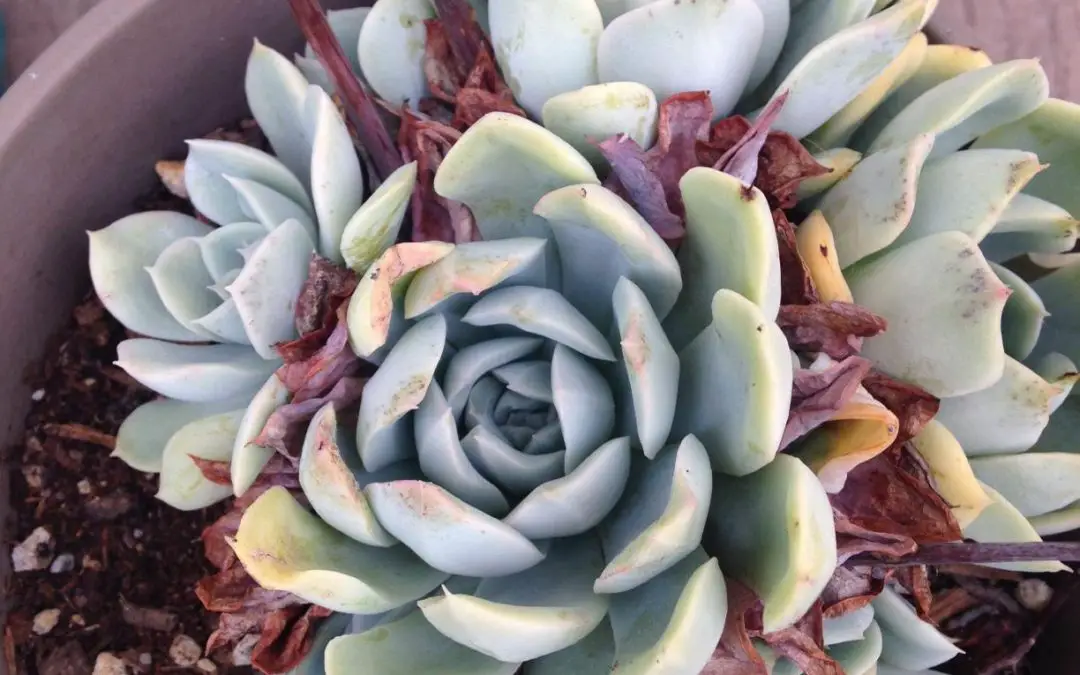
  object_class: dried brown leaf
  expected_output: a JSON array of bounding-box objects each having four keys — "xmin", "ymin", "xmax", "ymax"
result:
[
  {"xmin": 253, "ymin": 376, "xmax": 365, "ymax": 457},
  {"xmin": 701, "ymin": 582, "xmax": 768, "ymax": 675},
  {"xmin": 782, "ymin": 356, "xmax": 872, "ymax": 449},
  {"xmin": 251, "ymin": 605, "xmax": 334, "ymax": 675},
  {"xmin": 752, "ymin": 602, "xmax": 842, "ymax": 675},
  {"xmin": 821, "ymin": 565, "xmax": 891, "ymax": 618},
  {"xmin": 777, "ymin": 302, "xmax": 888, "ymax": 360},
  {"xmin": 861, "ymin": 371, "xmax": 941, "ymax": 444},
  {"xmin": 894, "ymin": 565, "xmax": 934, "ymax": 621},
  {"xmin": 773, "ymin": 209, "xmax": 819, "ymax": 306}
]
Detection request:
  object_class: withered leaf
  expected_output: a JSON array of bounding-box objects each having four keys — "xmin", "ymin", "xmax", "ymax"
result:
[
  {"xmin": 821, "ymin": 565, "xmax": 891, "ymax": 618},
  {"xmin": 252, "ymin": 605, "xmax": 334, "ymax": 675},
  {"xmin": 712, "ymin": 92, "xmax": 789, "ymax": 187},
  {"xmin": 196, "ymin": 564, "xmax": 305, "ymax": 615},
  {"xmin": 596, "ymin": 134, "xmax": 684, "ymax": 242},
  {"xmin": 833, "ymin": 507, "xmax": 917, "ymax": 565},
  {"xmin": 861, "ymin": 371, "xmax": 940, "ymax": 444},
  {"xmin": 894, "ymin": 565, "xmax": 934, "ymax": 621},
  {"xmin": 288, "ymin": 254, "xmax": 358, "ymax": 347},
  {"xmin": 277, "ymin": 318, "xmax": 366, "ymax": 402},
  {"xmin": 701, "ymin": 582, "xmax": 768, "ymax": 675},
  {"xmin": 253, "ymin": 376, "xmax": 366, "ymax": 457},
  {"xmin": 752, "ymin": 602, "xmax": 842, "ymax": 675},
  {"xmin": 777, "ymin": 302, "xmax": 888, "ymax": 360},
  {"xmin": 190, "ymin": 457, "xmax": 232, "ymax": 487},
  {"xmin": 773, "ymin": 209, "xmax": 819, "ymax": 306},
  {"xmin": 782, "ymin": 356, "xmax": 872, "ymax": 450}
]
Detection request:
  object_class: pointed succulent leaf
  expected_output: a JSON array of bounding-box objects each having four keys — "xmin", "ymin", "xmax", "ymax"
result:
[
  {"xmin": 991, "ymin": 261, "xmax": 1048, "ymax": 361},
  {"xmin": 358, "ymin": 315, "xmax": 447, "ymax": 472},
  {"xmin": 867, "ymin": 59, "xmax": 1050, "ymax": 159},
  {"xmin": 146, "ymin": 237, "xmax": 222, "ymax": 340},
  {"xmin": 443, "ymin": 337, "xmax": 544, "ymax": 418},
  {"xmin": 232, "ymin": 487, "xmax": 448, "ymax": 613},
  {"xmin": 808, "ymin": 31, "xmax": 928, "ymax": 150},
  {"xmin": 613, "ymin": 277, "xmax": 679, "ymax": 458},
  {"xmin": 596, "ymin": 435, "xmax": 712, "ymax": 594},
  {"xmin": 597, "ymin": 0, "xmax": 764, "ymax": 119},
  {"xmin": 416, "ymin": 382, "xmax": 510, "ymax": 516},
  {"xmin": 937, "ymin": 357, "xmax": 1068, "ymax": 456},
  {"xmin": 908, "ymin": 420, "xmax": 992, "ymax": 527},
  {"xmin": 818, "ymin": 134, "xmax": 934, "ymax": 267},
  {"xmin": 192, "ymin": 299, "xmax": 250, "ymax": 344},
  {"xmin": 829, "ymin": 620, "xmax": 883, "ymax": 675},
  {"xmin": 552, "ymin": 344, "xmax": 616, "ymax": 472},
  {"xmin": 245, "ymin": 40, "xmax": 311, "ymax": 185},
  {"xmin": 970, "ymin": 453, "xmax": 1080, "ymax": 518},
  {"xmin": 88, "ymin": 212, "xmax": 212, "ymax": 342},
  {"xmin": 302, "ymin": 6, "xmax": 369, "ymax": 76},
  {"xmin": 1030, "ymin": 501, "xmax": 1080, "ymax": 537},
  {"xmin": 326, "ymin": 610, "xmax": 520, "ymax": 675},
  {"xmin": 765, "ymin": 0, "xmax": 929, "ymax": 139},
  {"xmin": 115, "ymin": 339, "xmax": 279, "ymax": 402},
  {"xmin": 356, "ymin": 0, "xmax": 433, "ymax": 107},
  {"xmin": 824, "ymin": 605, "xmax": 875, "ymax": 646},
  {"xmin": 973, "ymin": 98, "xmax": 1080, "ymax": 216},
  {"xmin": 461, "ymin": 425, "xmax": 564, "ymax": 495},
  {"xmin": 963, "ymin": 481, "xmax": 1069, "ymax": 574},
  {"xmin": 607, "ymin": 549, "xmax": 727, "ymax": 675},
  {"xmin": 593, "ymin": 0, "xmax": 658, "ymax": 24},
  {"xmin": 404, "ymin": 238, "xmax": 549, "ymax": 318},
  {"xmin": 231, "ymin": 373, "xmax": 290, "ymax": 496},
  {"xmin": 745, "ymin": 0, "xmax": 791, "ymax": 93},
  {"xmin": 113, "ymin": 397, "xmax": 250, "ymax": 473},
  {"xmin": 874, "ymin": 588, "xmax": 962, "ymax": 671},
  {"xmin": 845, "ymin": 232, "xmax": 1009, "ymax": 397},
  {"xmin": 982, "ymin": 193, "xmax": 1079, "ymax": 262},
  {"xmin": 463, "ymin": 286, "xmax": 615, "ymax": 361},
  {"xmin": 365, "ymin": 480, "xmax": 546, "ymax": 576},
  {"xmin": 196, "ymin": 221, "xmax": 267, "ymax": 282},
  {"xmin": 541, "ymin": 83, "xmax": 658, "ymax": 168},
  {"xmin": 795, "ymin": 148, "xmax": 862, "ymax": 204},
  {"xmin": 523, "ymin": 619, "xmax": 615, "ymax": 674},
  {"xmin": 524, "ymin": 421, "xmax": 563, "ymax": 455},
  {"xmin": 340, "ymin": 161, "xmax": 417, "ymax": 273},
  {"xmin": 535, "ymin": 183, "xmax": 682, "ymax": 330},
  {"xmin": 707, "ymin": 454, "xmax": 836, "ymax": 632},
  {"xmin": 1029, "ymin": 259, "xmax": 1080, "ymax": 365},
  {"xmin": 1033, "ymin": 352, "xmax": 1079, "ymax": 413},
  {"xmin": 157, "ymin": 410, "xmax": 244, "ymax": 510},
  {"xmin": 228, "ymin": 219, "xmax": 315, "ymax": 358},
  {"xmin": 418, "ymin": 536, "xmax": 609, "ymax": 662},
  {"xmin": 672, "ymin": 290, "xmax": 793, "ymax": 477},
  {"xmin": 227, "ymin": 176, "xmax": 317, "ymax": 241},
  {"xmin": 504, "ymin": 437, "xmax": 631, "ymax": 539},
  {"xmin": 434, "ymin": 113, "xmax": 599, "ymax": 241},
  {"xmin": 665, "ymin": 168, "xmax": 781, "ymax": 349},
  {"xmin": 794, "ymin": 211, "xmax": 854, "ymax": 303},
  {"xmin": 300, "ymin": 403, "xmax": 421, "ymax": 547},
  {"xmin": 184, "ymin": 138, "xmax": 313, "ymax": 226},
  {"xmin": 492, "ymin": 361, "xmax": 553, "ymax": 403},
  {"xmin": 892, "ymin": 149, "xmax": 1043, "ymax": 247},
  {"xmin": 305, "ymin": 85, "xmax": 366, "ymax": 262},
  {"xmin": 489, "ymin": 0, "xmax": 603, "ymax": 119}
]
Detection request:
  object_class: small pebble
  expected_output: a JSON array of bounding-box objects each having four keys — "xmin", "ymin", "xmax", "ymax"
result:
[
  {"xmin": 82, "ymin": 555, "xmax": 103, "ymax": 571},
  {"xmin": 1016, "ymin": 578, "xmax": 1054, "ymax": 612},
  {"xmin": 22, "ymin": 465, "xmax": 44, "ymax": 490},
  {"xmin": 169, "ymin": 635, "xmax": 202, "ymax": 668},
  {"xmin": 196, "ymin": 659, "xmax": 217, "ymax": 673},
  {"xmin": 71, "ymin": 614, "xmax": 86, "ymax": 627},
  {"xmin": 50, "ymin": 553, "xmax": 76, "ymax": 574},
  {"xmin": 77, "ymin": 479, "xmax": 92, "ymax": 495},
  {"xmin": 133, "ymin": 529, "xmax": 143, "ymax": 539},
  {"xmin": 32, "ymin": 609, "xmax": 61, "ymax": 635},
  {"xmin": 138, "ymin": 654, "xmax": 152, "ymax": 667},
  {"xmin": 30, "ymin": 388, "xmax": 45, "ymax": 402},
  {"xmin": 93, "ymin": 652, "xmax": 128, "ymax": 675},
  {"xmin": 12, "ymin": 526, "xmax": 54, "ymax": 571},
  {"xmin": 83, "ymin": 377, "xmax": 97, "ymax": 387}
]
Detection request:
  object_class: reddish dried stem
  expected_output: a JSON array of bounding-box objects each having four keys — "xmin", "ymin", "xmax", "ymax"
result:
[
  {"xmin": 288, "ymin": 0, "xmax": 402, "ymax": 180},
  {"xmin": 849, "ymin": 542, "xmax": 1080, "ymax": 567},
  {"xmin": 431, "ymin": 0, "xmax": 482, "ymax": 73}
]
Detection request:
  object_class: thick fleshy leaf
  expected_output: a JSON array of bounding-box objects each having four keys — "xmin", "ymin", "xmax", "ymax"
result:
[
  {"xmin": 356, "ymin": 0, "xmax": 433, "ymax": 107},
  {"xmin": 551, "ymin": 344, "xmax": 616, "ymax": 472},
  {"xmin": 227, "ymin": 176, "xmax": 317, "ymax": 241},
  {"xmin": 765, "ymin": 0, "xmax": 930, "ymax": 139},
  {"xmin": 907, "ymin": 420, "xmax": 991, "ymax": 528},
  {"xmin": 613, "ymin": 277, "xmax": 678, "ymax": 458},
  {"xmin": 866, "ymin": 59, "xmax": 1050, "ymax": 159},
  {"xmin": 325, "ymin": 610, "xmax": 519, "ymax": 675},
  {"xmin": 443, "ymin": 337, "xmax": 544, "ymax": 418},
  {"xmin": 963, "ymin": 481, "xmax": 1069, "ymax": 574},
  {"xmin": 228, "ymin": 219, "xmax": 316, "ymax": 358},
  {"xmin": 492, "ymin": 360, "xmax": 552, "ymax": 402},
  {"xmin": 541, "ymin": 83, "xmax": 658, "ymax": 168},
  {"xmin": 245, "ymin": 40, "xmax": 311, "ymax": 185},
  {"xmin": 794, "ymin": 148, "xmax": 862, "ymax": 204},
  {"xmin": 892, "ymin": 149, "xmax": 1043, "ymax": 247},
  {"xmin": 115, "ymin": 339, "xmax": 279, "ymax": 402},
  {"xmin": 113, "ymin": 397, "xmax": 250, "ymax": 473},
  {"xmin": 524, "ymin": 620, "xmax": 615, "ymax": 674},
  {"xmin": 304, "ymin": 7, "xmax": 369, "ymax": 75},
  {"xmin": 608, "ymin": 549, "xmax": 728, "ymax": 674},
  {"xmin": 340, "ymin": 162, "xmax": 417, "ymax": 273},
  {"xmin": 231, "ymin": 487, "xmax": 447, "ymax": 613},
  {"xmin": 357, "ymin": 315, "xmax": 447, "ymax": 472},
  {"xmin": 300, "ymin": 403, "xmax": 420, "ymax": 547},
  {"xmin": 873, "ymin": 588, "xmax": 961, "ymax": 671},
  {"xmin": 365, "ymin": 480, "xmax": 545, "ymax": 576},
  {"xmin": 1034, "ymin": 351, "xmax": 1080, "ymax": 413},
  {"xmin": 418, "ymin": 536, "xmax": 608, "ymax": 662},
  {"xmin": 828, "ymin": 620, "xmax": 882, "ymax": 675},
  {"xmin": 146, "ymin": 237, "xmax": 222, "ymax": 340},
  {"xmin": 463, "ymin": 286, "xmax": 615, "ymax": 361},
  {"xmin": 461, "ymin": 425, "xmax": 564, "ymax": 495},
  {"xmin": 794, "ymin": 211, "xmax": 853, "ymax": 303},
  {"xmin": 596, "ymin": 436, "xmax": 712, "ymax": 594},
  {"xmin": 845, "ymin": 232, "xmax": 1009, "ymax": 397},
  {"xmin": 807, "ymin": 31, "xmax": 928, "ymax": 150},
  {"xmin": 707, "ymin": 454, "xmax": 836, "ymax": 633},
  {"xmin": 745, "ymin": 0, "xmax": 790, "ymax": 93},
  {"xmin": 970, "ymin": 452, "xmax": 1080, "ymax": 518},
  {"xmin": 157, "ymin": 410, "xmax": 244, "ymax": 510},
  {"xmin": 672, "ymin": 289, "xmax": 793, "ymax": 477},
  {"xmin": 404, "ymin": 238, "xmax": 548, "ymax": 318},
  {"xmin": 184, "ymin": 138, "xmax": 313, "ymax": 226},
  {"xmin": 196, "ymin": 221, "xmax": 267, "ymax": 283},
  {"xmin": 534, "ymin": 183, "xmax": 682, "ymax": 330},
  {"xmin": 434, "ymin": 112, "xmax": 599, "ymax": 241},
  {"xmin": 191, "ymin": 299, "xmax": 249, "ymax": 345},
  {"xmin": 973, "ymin": 98, "xmax": 1080, "ymax": 216},
  {"xmin": 982, "ymin": 193, "xmax": 1079, "ymax": 263},
  {"xmin": 817, "ymin": 134, "xmax": 934, "ymax": 267},
  {"xmin": 1028, "ymin": 260, "xmax": 1080, "ymax": 365},
  {"xmin": 823, "ymin": 605, "xmax": 874, "ymax": 646},
  {"xmin": 488, "ymin": 0, "xmax": 602, "ymax": 118},
  {"xmin": 415, "ymin": 381, "xmax": 510, "ymax": 516},
  {"xmin": 88, "ymin": 211, "xmax": 212, "ymax": 342},
  {"xmin": 504, "ymin": 437, "xmax": 631, "ymax": 539},
  {"xmin": 597, "ymin": 0, "xmax": 764, "ymax": 119},
  {"xmin": 231, "ymin": 373, "xmax": 290, "ymax": 496},
  {"xmin": 936, "ymin": 357, "xmax": 1072, "ymax": 456},
  {"xmin": 1030, "ymin": 501, "xmax": 1080, "ymax": 537},
  {"xmin": 991, "ymin": 261, "xmax": 1048, "ymax": 361},
  {"xmin": 305, "ymin": 85, "xmax": 366, "ymax": 262}
]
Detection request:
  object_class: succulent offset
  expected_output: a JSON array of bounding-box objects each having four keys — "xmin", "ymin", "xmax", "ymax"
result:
[{"xmin": 85, "ymin": 0, "xmax": 1080, "ymax": 673}]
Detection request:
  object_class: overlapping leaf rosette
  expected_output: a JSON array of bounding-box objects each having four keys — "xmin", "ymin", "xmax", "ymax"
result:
[{"xmin": 85, "ymin": 0, "xmax": 1080, "ymax": 673}]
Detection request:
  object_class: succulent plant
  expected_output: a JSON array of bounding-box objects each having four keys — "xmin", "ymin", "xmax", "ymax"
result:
[{"xmin": 87, "ymin": 0, "xmax": 1080, "ymax": 673}]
